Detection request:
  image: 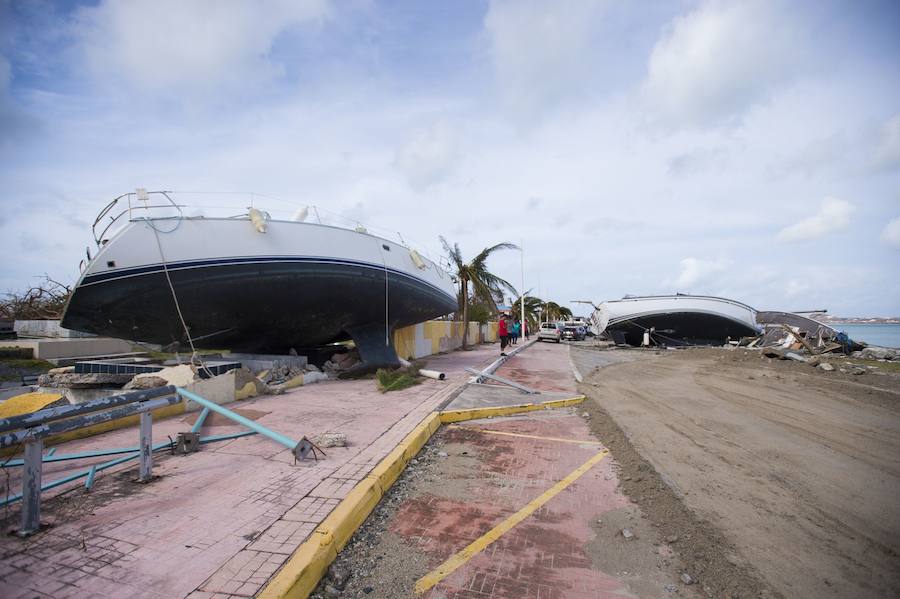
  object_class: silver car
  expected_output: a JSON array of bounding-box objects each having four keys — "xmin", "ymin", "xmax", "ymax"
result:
[{"xmin": 537, "ymin": 322, "xmax": 563, "ymax": 343}]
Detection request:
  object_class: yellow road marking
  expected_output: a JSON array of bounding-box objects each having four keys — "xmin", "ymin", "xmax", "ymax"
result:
[
  {"xmin": 414, "ymin": 449, "xmax": 610, "ymax": 594},
  {"xmin": 447, "ymin": 425, "xmax": 602, "ymax": 446}
]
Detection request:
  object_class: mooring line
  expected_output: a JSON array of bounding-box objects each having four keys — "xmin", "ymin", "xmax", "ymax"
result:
[{"xmin": 414, "ymin": 449, "xmax": 610, "ymax": 594}]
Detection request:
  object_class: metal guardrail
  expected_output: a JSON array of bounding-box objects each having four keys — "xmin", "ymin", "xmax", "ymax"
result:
[
  {"xmin": 0, "ymin": 386, "xmax": 175, "ymax": 434},
  {"xmin": 3, "ymin": 387, "xmax": 181, "ymax": 536},
  {"xmin": 4, "ymin": 386, "xmax": 325, "ymax": 536}
]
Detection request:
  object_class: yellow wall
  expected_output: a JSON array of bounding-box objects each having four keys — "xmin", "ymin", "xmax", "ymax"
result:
[{"xmin": 393, "ymin": 321, "xmax": 498, "ymax": 361}]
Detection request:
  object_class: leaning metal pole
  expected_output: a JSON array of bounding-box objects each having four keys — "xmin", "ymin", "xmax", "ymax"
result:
[{"xmin": 175, "ymin": 387, "xmax": 316, "ymax": 460}]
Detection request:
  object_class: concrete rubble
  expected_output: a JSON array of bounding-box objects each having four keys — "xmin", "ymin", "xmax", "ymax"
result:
[
  {"xmin": 314, "ymin": 432, "xmax": 348, "ymax": 448},
  {"xmin": 322, "ymin": 349, "xmax": 361, "ymax": 375},
  {"xmin": 37, "ymin": 371, "xmax": 133, "ymax": 388}
]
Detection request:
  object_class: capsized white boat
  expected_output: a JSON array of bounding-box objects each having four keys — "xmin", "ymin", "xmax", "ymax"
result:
[
  {"xmin": 62, "ymin": 191, "xmax": 457, "ymax": 368},
  {"xmin": 592, "ymin": 294, "xmax": 759, "ymax": 346}
]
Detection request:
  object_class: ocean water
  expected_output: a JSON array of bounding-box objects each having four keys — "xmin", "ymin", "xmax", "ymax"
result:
[{"xmin": 831, "ymin": 323, "xmax": 900, "ymax": 348}]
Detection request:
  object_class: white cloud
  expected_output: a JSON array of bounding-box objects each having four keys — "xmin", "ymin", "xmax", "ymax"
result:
[
  {"xmin": 784, "ymin": 279, "xmax": 809, "ymax": 298},
  {"xmin": 394, "ymin": 121, "xmax": 461, "ymax": 192},
  {"xmin": 2, "ymin": 2, "xmax": 899, "ymax": 317},
  {"xmin": 642, "ymin": 0, "xmax": 804, "ymax": 129},
  {"xmin": 484, "ymin": 0, "xmax": 607, "ymax": 118},
  {"xmin": 777, "ymin": 197, "xmax": 854, "ymax": 242},
  {"xmin": 871, "ymin": 114, "xmax": 900, "ymax": 172},
  {"xmin": 72, "ymin": 0, "xmax": 330, "ymax": 97},
  {"xmin": 673, "ymin": 257, "xmax": 727, "ymax": 289},
  {"xmin": 882, "ymin": 218, "xmax": 900, "ymax": 249}
]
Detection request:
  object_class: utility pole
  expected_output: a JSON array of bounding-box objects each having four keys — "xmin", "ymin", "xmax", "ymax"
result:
[{"xmin": 520, "ymin": 240, "xmax": 526, "ymax": 335}]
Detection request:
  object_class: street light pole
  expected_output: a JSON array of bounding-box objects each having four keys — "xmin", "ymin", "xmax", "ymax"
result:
[{"xmin": 520, "ymin": 240, "xmax": 525, "ymax": 337}]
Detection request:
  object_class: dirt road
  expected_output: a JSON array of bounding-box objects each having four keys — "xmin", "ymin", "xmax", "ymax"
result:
[{"xmin": 579, "ymin": 348, "xmax": 900, "ymax": 599}]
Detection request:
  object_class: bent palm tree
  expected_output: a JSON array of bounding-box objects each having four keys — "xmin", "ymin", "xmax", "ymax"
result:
[
  {"xmin": 510, "ymin": 293, "xmax": 544, "ymax": 332},
  {"xmin": 440, "ymin": 237, "xmax": 519, "ymax": 348},
  {"xmin": 542, "ymin": 301, "xmax": 573, "ymax": 322}
]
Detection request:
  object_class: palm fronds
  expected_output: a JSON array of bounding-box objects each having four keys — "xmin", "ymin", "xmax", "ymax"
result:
[{"xmin": 440, "ymin": 237, "xmax": 519, "ymax": 347}]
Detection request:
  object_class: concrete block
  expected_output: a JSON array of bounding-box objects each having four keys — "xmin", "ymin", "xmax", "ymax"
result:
[
  {"xmin": 14, "ymin": 320, "xmax": 95, "ymax": 338},
  {"xmin": 183, "ymin": 371, "xmax": 237, "ymax": 412},
  {"xmin": 226, "ymin": 353, "xmax": 307, "ymax": 372},
  {"xmin": 0, "ymin": 338, "xmax": 134, "ymax": 360}
]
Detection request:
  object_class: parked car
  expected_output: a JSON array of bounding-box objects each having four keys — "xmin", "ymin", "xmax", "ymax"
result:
[
  {"xmin": 562, "ymin": 325, "xmax": 586, "ymax": 341},
  {"xmin": 538, "ymin": 322, "xmax": 563, "ymax": 343}
]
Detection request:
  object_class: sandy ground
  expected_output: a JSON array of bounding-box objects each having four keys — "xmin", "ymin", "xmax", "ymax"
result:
[{"xmin": 576, "ymin": 346, "xmax": 900, "ymax": 599}]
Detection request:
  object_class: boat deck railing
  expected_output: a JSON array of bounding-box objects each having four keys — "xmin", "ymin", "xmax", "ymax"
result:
[
  {"xmin": 83, "ymin": 190, "xmax": 452, "ymax": 274},
  {"xmin": 92, "ymin": 190, "xmax": 185, "ymax": 247}
]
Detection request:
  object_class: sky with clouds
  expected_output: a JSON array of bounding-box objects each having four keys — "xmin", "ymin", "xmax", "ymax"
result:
[{"xmin": 1, "ymin": 0, "xmax": 899, "ymax": 317}]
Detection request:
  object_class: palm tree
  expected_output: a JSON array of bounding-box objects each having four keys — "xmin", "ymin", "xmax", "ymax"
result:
[
  {"xmin": 440, "ymin": 237, "xmax": 519, "ymax": 348},
  {"xmin": 510, "ymin": 293, "xmax": 544, "ymax": 332},
  {"xmin": 541, "ymin": 301, "xmax": 573, "ymax": 322}
]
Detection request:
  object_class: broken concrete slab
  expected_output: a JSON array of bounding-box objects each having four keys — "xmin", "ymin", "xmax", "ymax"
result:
[
  {"xmin": 37, "ymin": 372, "xmax": 134, "ymax": 388},
  {"xmin": 857, "ymin": 347, "xmax": 896, "ymax": 361}
]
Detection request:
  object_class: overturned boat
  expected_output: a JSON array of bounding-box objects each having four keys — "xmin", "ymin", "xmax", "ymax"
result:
[
  {"xmin": 62, "ymin": 191, "xmax": 457, "ymax": 368},
  {"xmin": 593, "ymin": 294, "xmax": 759, "ymax": 346},
  {"xmin": 755, "ymin": 310, "xmax": 863, "ymax": 352}
]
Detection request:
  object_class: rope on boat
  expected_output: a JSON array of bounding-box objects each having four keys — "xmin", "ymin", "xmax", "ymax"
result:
[
  {"xmin": 618, "ymin": 318, "xmax": 688, "ymax": 346},
  {"xmin": 377, "ymin": 239, "xmax": 390, "ymax": 346},
  {"xmin": 150, "ymin": 223, "xmax": 215, "ymax": 377}
]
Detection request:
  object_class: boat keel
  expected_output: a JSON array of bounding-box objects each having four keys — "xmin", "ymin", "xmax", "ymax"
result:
[{"xmin": 344, "ymin": 323, "xmax": 401, "ymax": 372}]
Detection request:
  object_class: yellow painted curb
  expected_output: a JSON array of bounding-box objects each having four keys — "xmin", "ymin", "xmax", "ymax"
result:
[
  {"xmin": 258, "ymin": 411, "xmax": 442, "ymax": 599},
  {"xmin": 259, "ymin": 394, "xmax": 586, "ymax": 599},
  {"xmin": 438, "ymin": 394, "xmax": 585, "ymax": 424}
]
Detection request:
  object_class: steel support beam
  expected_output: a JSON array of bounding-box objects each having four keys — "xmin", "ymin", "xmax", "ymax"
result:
[
  {"xmin": 19, "ymin": 439, "xmax": 43, "ymax": 536},
  {"xmin": 464, "ymin": 368, "xmax": 539, "ymax": 394},
  {"xmin": 138, "ymin": 412, "xmax": 152, "ymax": 482},
  {"xmin": 176, "ymin": 387, "xmax": 316, "ymax": 460}
]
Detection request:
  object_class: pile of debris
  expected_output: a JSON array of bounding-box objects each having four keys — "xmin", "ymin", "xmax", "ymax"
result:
[
  {"xmin": 760, "ymin": 347, "xmax": 873, "ymax": 374},
  {"xmin": 851, "ymin": 346, "xmax": 897, "ymax": 361},
  {"xmin": 321, "ymin": 350, "xmax": 361, "ymax": 376},
  {"xmin": 257, "ymin": 361, "xmax": 327, "ymax": 389},
  {"xmin": 738, "ymin": 313, "xmax": 897, "ymax": 374}
]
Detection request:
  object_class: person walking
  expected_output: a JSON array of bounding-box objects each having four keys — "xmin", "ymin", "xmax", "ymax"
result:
[
  {"xmin": 511, "ymin": 318, "xmax": 521, "ymax": 345},
  {"xmin": 498, "ymin": 314, "xmax": 509, "ymax": 356}
]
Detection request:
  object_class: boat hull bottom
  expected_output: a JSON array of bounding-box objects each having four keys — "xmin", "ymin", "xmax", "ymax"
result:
[
  {"xmin": 62, "ymin": 260, "xmax": 456, "ymax": 368},
  {"xmin": 605, "ymin": 312, "xmax": 758, "ymax": 347}
]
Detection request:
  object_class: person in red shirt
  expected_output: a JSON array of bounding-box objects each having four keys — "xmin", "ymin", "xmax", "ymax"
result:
[{"xmin": 498, "ymin": 314, "xmax": 509, "ymax": 356}]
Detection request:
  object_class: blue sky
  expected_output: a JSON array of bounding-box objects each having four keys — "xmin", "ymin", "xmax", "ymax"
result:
[{"xmin": 1, "ymin": 0, "xmax": 899, "ymax": 316}]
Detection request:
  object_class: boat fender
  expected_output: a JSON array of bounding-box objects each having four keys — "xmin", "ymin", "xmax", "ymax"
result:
[
  {"xmin": 248, "ymin": 208, "xmax": 268, "ymax": 233},
  {"xmin": 292, "ymin": 206, "xmax": 308, "ymax": 222},
  {"xmin": 409, "ymin": 249, "xmax": 427, "ymax": 270},
  {"xmin": 419, "ymin": 369, "xmax": 445, "ymax": 381}
]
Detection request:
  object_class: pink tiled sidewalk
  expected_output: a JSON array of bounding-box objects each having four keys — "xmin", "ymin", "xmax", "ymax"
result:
[{"xmin": 0, "ymin": 345, "xmax": 499, "ymax": 599}]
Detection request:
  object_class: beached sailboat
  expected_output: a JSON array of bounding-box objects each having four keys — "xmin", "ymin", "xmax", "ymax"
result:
[
  {"xmin": 593, "ymin": 294, "xmax": 759, "ymax": 346},
  {"xmin": 62, "ymin": 191, "xmax": 457, "ymax": 368}
]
